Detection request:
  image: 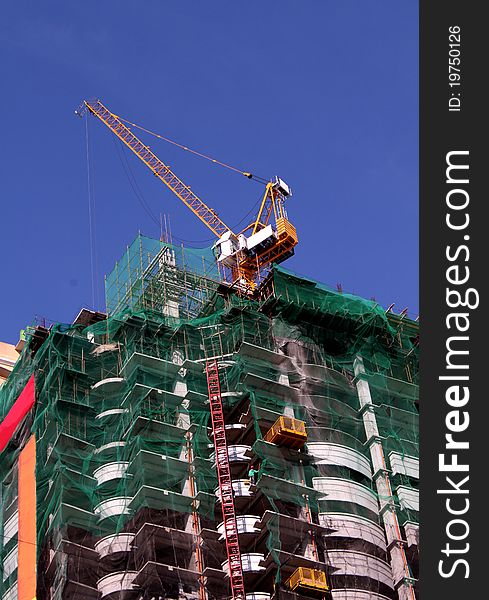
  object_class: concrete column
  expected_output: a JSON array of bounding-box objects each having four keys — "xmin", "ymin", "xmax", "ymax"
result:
[{"xmin": 353, "ymin": 357, "xmax": 416, "ymax": 600}]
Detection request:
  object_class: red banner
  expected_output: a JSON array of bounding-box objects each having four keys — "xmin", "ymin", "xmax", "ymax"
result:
[{"xmin": 0, "ymin": 375, "xmax": 35, "ymax": 452}]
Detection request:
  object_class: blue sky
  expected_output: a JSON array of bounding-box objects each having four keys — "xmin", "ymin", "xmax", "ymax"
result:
[{"xmin": 0, "ymin": 1, "xmax": 418, "ymax": 343}]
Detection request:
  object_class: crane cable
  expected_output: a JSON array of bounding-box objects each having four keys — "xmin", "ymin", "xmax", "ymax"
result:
[
  {"xmin": 85, "ymin": 115, "xmax": 98, "ymax": 309},
  {"xmin": 113, "ymin": 132, "xmax": 266, "ymax": 245},
  {"xmin": 109, "ymin": 119, "xmax": 271, "ymax": 245},
  {"xmin": 117, "ymin": 115, "xmax": 269, "ymax": 185}
]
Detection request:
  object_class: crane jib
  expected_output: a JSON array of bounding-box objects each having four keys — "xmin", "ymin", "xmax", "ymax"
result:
[
  {"xmin": 85, "ymin": 99, "xmax": 230, "ymax": 239},
  {"xmin": 81, "ymin": 98, "xmax": 298, "ymax": 292}
]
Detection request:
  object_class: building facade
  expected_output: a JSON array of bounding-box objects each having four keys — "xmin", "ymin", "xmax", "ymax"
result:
[
  {"xmin": 0, "ymin": 236, "xmax": 419, "ymax": 600},
  {"xmin": 0, "ymin": 340, "xmax": 22, "ymax": 387}
]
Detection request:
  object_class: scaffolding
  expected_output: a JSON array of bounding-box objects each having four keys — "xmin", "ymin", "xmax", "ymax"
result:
[
  {"xmin": 105, "ymin": 233, "xmax": 221, "ymax": 319},
  {"xmin": 0, "ymin": 235, "xmax": 419, "ymax": 600}
]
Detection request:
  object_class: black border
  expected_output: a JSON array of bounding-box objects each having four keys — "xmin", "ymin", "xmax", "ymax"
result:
[{"xmin": 420, "ymin": 3, "xmax": 485, "ymax": 596}]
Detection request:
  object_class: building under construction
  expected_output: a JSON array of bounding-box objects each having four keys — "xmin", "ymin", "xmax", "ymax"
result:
[{"xmin": 0, "ymin": 233, "xmax": 419, "ymax": 600}]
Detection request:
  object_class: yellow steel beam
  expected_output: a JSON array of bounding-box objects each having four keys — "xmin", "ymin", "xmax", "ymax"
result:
[{"xmin": 84, "ymin": 99, "xmax": 231, "ymax": 239}]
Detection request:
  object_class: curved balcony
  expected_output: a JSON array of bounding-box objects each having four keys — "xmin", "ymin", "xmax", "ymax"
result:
[
  {"xmin": 94, "ymin": 496, "xmax": 132, "ymax": 520},
  {"xmin": 217, "ymin": 515, "xmax": 260, "ymax": 537},
  {"xmin": 211, "ymin": 445, "xmax": 251, "ymax": 464},
  {"xmin": 313, "ymin": 477, "xmax": 379, "ymax": 515},
  {"xmin": 246, "ymin": 595, "xmax": 270, "ymax": 600},
  {"xmin": 93, "ymin": 461, "xmax": 129, "ymax": 485},
  {"xmin": 95, "ymin": 533, "xmax": 134, "ymax": 557},
  {"xmin": 91, "ymin": 377, "xmax": 125, "ymax": 394},
  {"xmin": 215, "ymin": 479, "xmax": 253, "ymax": 501},
  {"xmin": 301, "ymin": 363, "xmax": 351, "ymax": 387},
  {"xmin": 225, "ymin": 423, "xmax": 247, "ymax": 433},
  {"xmin": 221, "ymin": 391, "xmax": 244, "ymax": 400},
  {"xmin": 97, "ymin": 571, "xmax": 138, "ymax": 597},
  {"xmin": 319, "ymin": 513, "xmax": 386, "ymax": 551},
  {"xmin": 307, "ymin": 442, "xmax": 372, "ymax": 478},
  {"xmin": 327, "ymin": 549, "xmax": 394, "ymax": 589},
  {"xmin": 307, "ymin": 428, "xmax": 366, "ymax": 455},
  {"xmin": 94, "ymin": 440, "xmax": 126, "ymax": 456},
  {"xmin": 95, "ymin": 408, "xmax": 129, "ymax": 420},
  {"xmin": 222, "ymin": 553, "xmax": 265, "ymax": 575}
]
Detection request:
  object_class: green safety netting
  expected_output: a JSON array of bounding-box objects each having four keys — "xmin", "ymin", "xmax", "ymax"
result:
[{"xmin": 0, "ymin": 237, "xmax": 418, "ymax": 596}]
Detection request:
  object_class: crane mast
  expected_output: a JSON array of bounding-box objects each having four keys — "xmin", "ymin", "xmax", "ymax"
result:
[{"xmin": 79, "ymin": 98, "xmax": 298, "ymax": 292}]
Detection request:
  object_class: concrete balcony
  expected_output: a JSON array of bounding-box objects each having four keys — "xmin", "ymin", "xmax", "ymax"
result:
[
  {"xmin": 300, "ymin": 364, "xmax": 352, "ymax": 389},
  {"xmin": 50, "ymin": 580, "xmax": 100, "ymax": 600},
  {"xmin": 242, "ymin": 372, "xmax": 299, "ymax": 401},
  {"xmin": 95, "ymin": 533, "xmax": 135, "ymax": 557},
  {"xmin": 94, "ymin": 497, "xmax": 132, "ymax": 520},
  {"xmin": 121, "ymin": 382, "xmax": 184, "ymax": 410},
  {"xmin": 389, "ymin": 451, "xmax": 419, "ymax": 479},
  {"xmin": 307, "ymin": 442, "xmax": 372, "ymax": 478},
  {"xmin": 222, "ymin": 552, "xmax": 266, "ymax": 575},
  {"xmin": 44, "ymin": 540, "xmax": 99, "ymax": 592},
  {"xmin": 236, "ymin": 341, "xmax": 293, "ymax": 369},
  {"xmin": 215, "ymin": 479, "xmax": 253, "ymax": 501},
  {"xmin": 91, "ymin": 377, "xmax": 125, "ymax": 396},
  {"xmin": 126, "ymin": 450, "xmax": 189, "ymax": 495},
  {"xmin": 211, "ymin": 444, "xmax": 251, "ymax": 464},
  {"xmin": 326, "ymin": 549, "xmax": 394, "ymax": 590},
  {"xmin": 319, "ymin": 512, "xmax": 386, "ymax": 551},
  {"xmin": 129, "ymin": 485, "xmax": 193, "ymax": 514},
  {"xmin": 95, "ymin": 408, "xmax": 128, "ymax": 420},
  {"xmin": 396, "ymin": 485, "xmax": 419, "ymax": 512},
  {"xmin": 121, "ymin": 352, "xmax": 180, "ymax": 380},
  {"xmin": 93, "ymin": 461, "xmax": 129, "ymax": 485},
  {"xmin": 313, "ymin": 477, "xmax": 379, "ymax": 516},
  {"xmin": 44, "ymin": 431, "xmax": 96, "ymax": 471},
  {"xmin": 47, "ymin": 502, "xmax": 96, "ymax": 534},
  {"xmin": 217, "ymin": 515, "xmax": 260, "ymax": 538},
  {"xmin": 97, "ymin": 571, "xmax": 139, "ymax": 598},
  {"xmin": 94, "ymin": 440, "xmax": 126, "ymax": 458}
]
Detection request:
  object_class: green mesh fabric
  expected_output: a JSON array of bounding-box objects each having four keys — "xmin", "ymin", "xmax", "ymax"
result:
[{"xmin": 0, "ymin": 243, "xmax": 418, "ymax": 595}]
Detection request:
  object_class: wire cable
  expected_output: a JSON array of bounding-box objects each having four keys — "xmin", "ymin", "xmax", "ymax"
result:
[
  {"xmin": 112, "ymin": 137, "xmax": 216, "ymax": 244},
  {"xmin": 118, "ymin": 115, "xmax": 269, "ymax": 184},
  {"xmin": 110, "ymin": 123, "xmax": 270, "ymax": 246},
  {"xmin": 112, "ymin": 136, "xmax": 160, "ymax": 227},
  {"xmin": 85, "ymin": 117, "xmax": 96, "ymax": 309},
  {"xmin": 112, "ymin": 137, "xmax": 264, "ymax": 246}
]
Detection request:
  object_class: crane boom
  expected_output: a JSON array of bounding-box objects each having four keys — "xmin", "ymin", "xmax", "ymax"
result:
[
  {"xmin": 79, "ymin": 98, "xmax": 298, "ymax": 292},
  {"xmin": 83, "ymin": 99, "xmax": 231, "ymax": 238}
]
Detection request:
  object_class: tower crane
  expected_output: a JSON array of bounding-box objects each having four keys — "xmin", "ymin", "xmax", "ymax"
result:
[{"xmin": 76, "ymin": 99, "xmax": 298, "ymax": 293}]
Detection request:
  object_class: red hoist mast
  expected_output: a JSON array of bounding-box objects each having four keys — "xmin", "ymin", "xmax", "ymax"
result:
[{"xmin": 205, "ymin": 360, "xmax": 245, "ymax": 600}]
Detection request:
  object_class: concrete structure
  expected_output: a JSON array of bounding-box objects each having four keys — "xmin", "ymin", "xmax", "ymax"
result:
[
  {"xmin": 0, "ymin": 342, "xmax": 20, "ymax": 386},
  {"xmin": 0, "ymin": 236, "xmax": 419, "ymax": 600}
]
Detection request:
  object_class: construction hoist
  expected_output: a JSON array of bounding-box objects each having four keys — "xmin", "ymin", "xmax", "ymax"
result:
[
  {"xmin": 206, "ymin": 360, "xmax": 245, "ymax": 600},
  {"xmin": 76, "ymin": 98, "xmax": 297, "ymax": 294}
]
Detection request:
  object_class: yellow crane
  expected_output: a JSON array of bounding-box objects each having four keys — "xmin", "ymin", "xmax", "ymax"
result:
[{"xmin": 77, "ymin": 99, "xmax": 298, "ymax": 293}]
